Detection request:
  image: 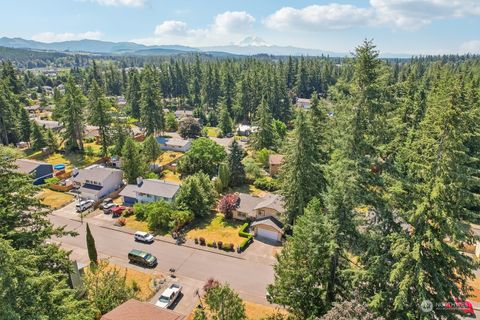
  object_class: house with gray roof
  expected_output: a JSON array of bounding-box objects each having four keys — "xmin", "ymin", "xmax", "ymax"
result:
[
  {"xmin": 72, "ymin": 165, "xmax": 123, "ymax": 201},
  {"xmin": 156, "ymin": 137, "xmax": 192, "ymax": 152},
  {"xmin": 14, "ymin": 159, "xmax": 53, "ymax": 185},
  {"xmin": 34, "ymin": 118, "xmax": 63, "ymax": 131},
  {"xmin": 119, "ymin": 177, "xmax": 180, "ymax": 206}
]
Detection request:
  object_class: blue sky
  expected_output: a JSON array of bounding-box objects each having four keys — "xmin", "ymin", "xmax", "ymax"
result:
[{"xmin": 1, "ymin": 0, "xmax": 480, "ymax": 54}]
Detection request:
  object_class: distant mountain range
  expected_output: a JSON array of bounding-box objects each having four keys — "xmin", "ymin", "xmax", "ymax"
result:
[{"xmin": 0, "ymin": 36, "xmax": 413, "ymax": 58}]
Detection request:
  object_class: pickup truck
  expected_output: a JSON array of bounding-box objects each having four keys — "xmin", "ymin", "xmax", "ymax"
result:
[{"xmin": 155, "ymin": 283, "xmax": 182, "ymax": 309}]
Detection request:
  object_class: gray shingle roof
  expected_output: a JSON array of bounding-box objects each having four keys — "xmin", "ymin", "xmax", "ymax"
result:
[
  {"xmin": 251, "ymin": 216, "xmax": 284, "ymax": 233},
  {"xmin": 14, "ymin": 159, "xmax": 51, "ymax": 174},
  {"xmin": 73, "ymin": 166, "xmax": 122, "ymax": 184},
  {"xmin": 120, "ymin": 179, "xmax": 180, "ymax": 199}
]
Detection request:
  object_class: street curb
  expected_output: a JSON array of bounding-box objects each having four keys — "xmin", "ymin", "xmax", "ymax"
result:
[{"xmin": 68, "ymin": 217, "xmax": 247, "ymax": 261}]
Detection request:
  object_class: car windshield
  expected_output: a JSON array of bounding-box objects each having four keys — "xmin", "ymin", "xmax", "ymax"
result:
[
  {"xmin": 144, "ymin": 254, "xmax": 153, "ymax": 260},
  {"xmin": 159, "ymin": 295, "xmax": 169, "ymax": 303}
]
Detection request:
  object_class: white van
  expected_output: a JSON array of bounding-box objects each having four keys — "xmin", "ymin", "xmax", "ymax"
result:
[
  {"xmin": 76, "ymin": 199, "xmax": 95, "ymax": 212},
  {"xmin": 134, "ymin": 231, "xmax": 154, "ymax": 243}
]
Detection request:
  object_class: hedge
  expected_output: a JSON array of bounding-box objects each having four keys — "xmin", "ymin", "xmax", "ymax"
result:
[{"xmin": 238, "ymin": 222, "xmax": 253, "ymax": 252}]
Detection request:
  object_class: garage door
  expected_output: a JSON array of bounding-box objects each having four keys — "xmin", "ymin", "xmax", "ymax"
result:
[{"xmin": 257, "ymin": 227, "xmax": 279, "ymax": 241}]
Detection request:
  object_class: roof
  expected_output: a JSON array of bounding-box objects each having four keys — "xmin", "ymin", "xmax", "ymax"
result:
[
  {"xmin": 14, "ymin": 159, "xmax": 51, "ymax": 174},
  {"xmin": 73, "ymin": 166, "xmax": 122, "ymax": 184},
  {"xmin": 296, "ymin": 98, "xmax": 311, "ymax": 104},
  {"xmin": 269, "ymin": 154, "xmax": 285, "ymax": 165},
  {"xmin": 120, "ymin": 179, "xmax": 180, "ymax": 199},
  {"xmin": 101, "ymin": 299, "xmax": 184, "ymax": 320},
  {"xmin": 165, "ymin": 138, "xmax": 191, "ymax": 148},
  {"xmin": 34, "ymin": 118, "xmax": 62, "ymax": 130},
  {"xmin": 174, "ymin": 109, "xmax": 193, "ymax": 118},
  {"xmin": 255, "ymin": 194, "xmax": 285, "ymax": 213},
  {"xmin": 251, "ymin": 216, "xmax": 284, "ymax": 233}
]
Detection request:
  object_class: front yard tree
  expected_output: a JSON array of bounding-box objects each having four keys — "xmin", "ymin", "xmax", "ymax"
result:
[
  {"xmin": 59, "ymin": 76, "xmax": 86, "ymax": 151},
  {"xmin": 218, "ymin": 101, "xmax": 233, "ymax": 135},
  {"xmin": 31, "ymin": 121, "xmax": 47, "ymax": 150},
  {"xmin": 227, "ymin": 140, "xmax": 245, "ymax": 187},
  {"xmin": 88, "ymin": 79, "xmax": 112, "ymax": 156},
  {"xmin": 202, "ymin": 279, "xmax": 247, "ymax": 320},
  {"xmin": 217, "ymin": 193, "xmax": 239, "ymax": 219},
  {"xmin": 215, "ymin": 163, "xmax": 230, "ymax": 193},
  {"xmin": 143, "ymin": 135, "xmax": 161, "ymax": 165},
  {"xmin": 83, "ymin": 260, "xmax": 137, "ymax": 315},
  {"xmin": 121, "ymin": 137, "xmax": 146, "ymax": 184},
  {"xmin": 178, "ymin": 116, "xmax": 202, "ymax": 139},
  {"xmin": 253, "ymin": 98, "xmax": 274, "ymax": 150},
  {"xmin": 268, "ymin": 198, "xmax": 336, "ymax": 319},
  {"xmin": 175, "ymin": 172, "xmax": 217, "ymax": 217},
  {"xmin": 140, "ymin": 66, "xmax": 164, "ymax": 135},
  {"xmin": 165, "ymin": 112, "xmax": 178, "ymax": 132},
  {"xmin": 178, "ymin": 138, "xmax": 226, "ymax": 177},
  {"xmin": 86, "ymin": 223, "xmax": 98, "ymax": 264},
  {"xmin": 279, "ymin": 110, "xmax": 325, "ymax": 223}
]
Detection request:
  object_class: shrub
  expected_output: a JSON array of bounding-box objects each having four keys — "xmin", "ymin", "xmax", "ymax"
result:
[
  {"xmin": 238, "ymin": 223, "xmax": 250, "ymax": 237},
  {"xmin": 253, "ymin": 177, "xmax": 280, "ymax": 192},
  {"xmin": 116, "ymin": 217, "xmax": 126, "ymax": 226},
  {"xmin": 194, "ymin": 238, "xmax": 199, "ymax": 244},
  {"xmin": 228, "ymin": 243, "xmax": 234, "ymax": 251},
  {"xmin": 212, "ymin": 241, "xmax": 217, "ymax": 248},
  {"xmin": 217, "ymin": 241, "xmax": 223, "ymax": 249},
  {"xmin": 238, "ymin": 222, "xmax": 253, "ymax": 252},
  {"xmin": 199, "ymin": 237, "xmax": 206, "ymax": 245},
  {"xmin": 45, "ymin": 177, "xmax": 60, "ymax": 185},
  {"xmin": 122, "ymin": 208, "xmax": 134, "ymax": 217}
]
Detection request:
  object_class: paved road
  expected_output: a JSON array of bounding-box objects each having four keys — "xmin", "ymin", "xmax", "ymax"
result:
[{"xmin": 49, "ymin": 214, "xmax": 274, "ymax": 307}]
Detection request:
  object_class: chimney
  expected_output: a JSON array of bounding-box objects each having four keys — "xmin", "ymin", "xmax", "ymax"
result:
[{"xmin": 136, "ymin": 176, "xmax": 143, "ymax": 186}]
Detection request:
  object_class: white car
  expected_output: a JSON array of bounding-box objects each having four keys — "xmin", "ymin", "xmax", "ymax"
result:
[
  {"xmin": 155, "ymin": 283, "xmax": 182, "ymax": 308},
  {"xmin": 103, "ymin": 202, "xmax": 118, "ymax": 213},
  {"xmin": 76, "ymin": 199, "xmax": 95, "ymax": 212},
  {"xmin": 134, "ymin": 231, "xmax": 154, "ymax": 243}
]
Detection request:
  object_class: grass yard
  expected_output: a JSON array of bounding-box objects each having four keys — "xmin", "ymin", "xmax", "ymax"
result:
[
  {"xmin": 205, "ymin": 126, "xmax": 220, "ymax": 137},
  {"xmin": 161, "ymin": 169, "xmax": 182, "ymax": 184},
  {"xmin": 230, "ymin": 184, "xmax": 267, "ymax": 197},
  {"xmin": 28, "ymin": 151, "xmax": 101, "ymax": 170},
  {"xmin": 38, "ymin": 189, "xmax": 74, "ymax": 209},
  {"xmin": 124, "ymin": 214, "xmax": 150, "ymax": 233},
  {"xmin": 186, "ymin": 214, "xmax": 245, "ymax": 247},
  {"xmin": 155, "ymin": 151, "xmax": 184, "ymax": 166},
  {"xmin": 83, "ymin": 142, "xmax": 102, "ymax": 154}
]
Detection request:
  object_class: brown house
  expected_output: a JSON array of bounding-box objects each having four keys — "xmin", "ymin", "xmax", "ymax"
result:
[
  {"xmin": 101, "ymin": 299, "xmax": 185, "ymax": 320},
  {"xmin": 269, "ymin": 154, "xmax": 285, "ymax": 176}
]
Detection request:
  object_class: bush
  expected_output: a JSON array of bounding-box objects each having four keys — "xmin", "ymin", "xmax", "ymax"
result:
[
  {"xmin": 116, "ymin": 217, "xmax": 126, "ymax": 226},
  {"xmin": 253, "ymin": 177, "xmax": 280, "ymax": 192},
  {"xmin": 122, "ymin": 208, "xmax": 134, "ymax": 217},
  {"xmin": 212, "ymin": 241, "xmax": 217, "ymax": 248},
  {"xmin": 45, "ymin": 177, "xmax": 60, "ymax": 185},
  {"xmin": 217, "ymin": 241, "xmax": 223, "ymax": 249},
  {"xmin": 207, "ymin": 241, "xmax": 214, "ymax": 247},
  {"xmin": 238, "ymin": 222, "xmax": 253, "ymax": 252},
  {"xmin": 194, "ymin": 238, "xmax": 199, "ymax": 244},
  {"xmin": 199, "ymin": 237, "xmax": 206, "ymax": 246},
  {"xmin": 228, "ymin": 243, "xmax": 234, "ymax": 251}
]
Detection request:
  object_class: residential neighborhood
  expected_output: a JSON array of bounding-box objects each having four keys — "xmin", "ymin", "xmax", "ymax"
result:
[{"xmin": 2, "ymin": 1, "xmax": 480, "ymax": 320}]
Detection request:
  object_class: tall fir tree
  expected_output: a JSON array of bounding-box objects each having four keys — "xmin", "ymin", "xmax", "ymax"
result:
[
  {"xmin": 140, "ymin": 66, "xmax": 164, "ymax": 135},
  {"xmin": 88, "ymin": 79, "xmax": 112, "ymax": 156},
  {"xmin": 19, "ymin": 107, "xmax": 31, "ymax": 142},
  {"xmin": 121, "ymin": 137, "xmax": 146, "ymax": 184},
  {"xmin": 253, "ymin": 98, "xmax": 274, "ymax": 150},
  {"xmin": 227, "ymin": 140, "xmax": 245, "ymax": 187},
  {"xmin": 59, "ymin": 76, "xmax": 86, "ymax": 151},
  {"xmin": 126, "ymin": 68, "xmax": 141, "ymax": 119},
  {"xmin": 31, "ymin": 121, "xmax": 47, "ymax": 150},
  {"xmin": 142, "ymin": 134, "xmax": 161, "ymax": 165}
]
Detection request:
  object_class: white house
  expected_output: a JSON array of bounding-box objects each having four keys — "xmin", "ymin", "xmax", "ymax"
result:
[
  {"xmin": 72, "ymin": 165, "xmax": 123, "ymax": 201},
  {"xmin": 119, "ymin": 177, "xmax": 180, "ymax": 206},
  {"xmin": 237, "ymin": 124, "xmax": 258, "ymax": 136}
]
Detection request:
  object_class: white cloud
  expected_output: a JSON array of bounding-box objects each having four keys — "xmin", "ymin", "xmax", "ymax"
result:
[
  {"xmin": 264, "ymin": 1, "xmax": 480, "ymax": 32},
  {"xmin": 460, "ymin": 40, "xmax": 480, "ymax": 54},
  {"xmin": 90, "ymin": 0, "xmax": 146, "ymax": 7},
  {"xmin": 213, "ymin": 11, "xmax": 255, "ymax": 34},
  {"xmin": 32, "ymin": 31, "xmax": 103, "ymax": 43},
  {"xmin": 136, "ymin": 11, "xmax": 255, "ymax": 46},
  {"xmin": 154, "ymin": 21, "xmax": 189, "ymax": 36},
  {"xmin": 264, "ymin": 4, "xmax": 374, "ymax": 31}
]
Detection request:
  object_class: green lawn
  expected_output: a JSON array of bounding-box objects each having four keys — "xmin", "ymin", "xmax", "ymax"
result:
[
  {"xmin": 28, "ymin": 151, "xmax": 101, "ymax": 170},
  {"xmin": 186, "ymin": 214, "xmax": 245, "ymax": 246},
  {"xmin": 205, "ymin": 126, "xmax": 221, "ymax": 137}
]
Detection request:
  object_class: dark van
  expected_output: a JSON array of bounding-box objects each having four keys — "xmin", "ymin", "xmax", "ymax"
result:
[{"xmin": 128, "ymin": 249, "xmax": 157, "ymax": 268}]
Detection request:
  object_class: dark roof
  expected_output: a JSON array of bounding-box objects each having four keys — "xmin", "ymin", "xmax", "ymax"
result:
[
  {"xmin": 251, "ymin": 216, "xmax": 284, "ymax": 232},
  {"xmin": 14, "ymin": 159, "xmax": 51, "ymax": 174},
  {"xmin": 82, "ymin": 184, "xmax": 103, "ymax": 191},
  {"xmin": 120, "ymin": 179, "xmax": 180, "ymax": 199},
  {"xmin": 101, "ymin": 299, "xmax": 184, "ymax": 320}
]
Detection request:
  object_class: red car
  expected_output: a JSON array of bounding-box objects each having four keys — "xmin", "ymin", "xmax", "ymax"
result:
[
  {"xmin": 111, "ymin": 205, "xmax": 127, "ymax": 217},
  {"xmin": 443, "ymin": 298, "xmax": 475, "ymax": 317}
]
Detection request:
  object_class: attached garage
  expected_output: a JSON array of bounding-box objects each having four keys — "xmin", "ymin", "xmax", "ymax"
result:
[{"xmin": 251, "ymin": 216, "xmax": 284, "ymax": 243}]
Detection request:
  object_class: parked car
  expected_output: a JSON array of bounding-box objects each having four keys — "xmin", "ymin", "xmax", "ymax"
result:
[
  {"xmin": 103, "ymin": 202, "xmax": 118, "ymax": 214},
  {"xmin": 225, "ymin": 132, "xmax": 234, "ymax": 138},
  {"xmin": 443, "ymin": 298, "xmax": 475, "ymax": 317},
  {"xmin": 99, "ymin": 198, "xmax": 113, "ymax": 209},
  {"xmin": 155, "ymin": 283, "xmax": 182, "ymax": 308},
  {"xmin": 111, "ymin": 205, "xmax": 127, "ymax": 217},
  {"xmin": 76, "ymin": 199, "xmax": 95, "ymax": 212},
  {"xmin": 134, "ymin": 231, "xmax": 154, "ymax": 243},
  {"xmin": 128, "ymin": 249, "xmax": 157, "ymax": 268}
]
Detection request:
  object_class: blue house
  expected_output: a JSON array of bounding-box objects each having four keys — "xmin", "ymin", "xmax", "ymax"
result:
[{"xmin": 14, "ymin": 159, "xmax": 54, "ymax": 185}]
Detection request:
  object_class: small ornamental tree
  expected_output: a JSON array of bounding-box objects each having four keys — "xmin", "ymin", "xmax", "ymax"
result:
[
  {"xmin": 217, "ymin": 194, "xmax": 240, "ymax": 219},
  {"xmin": 178, "ymin": 116, "xmax": 202, "ymax": 139}
]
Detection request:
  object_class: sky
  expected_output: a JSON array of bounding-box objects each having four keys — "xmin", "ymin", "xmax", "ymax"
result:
[{"xmin": 1, "ymin": 0, "xmax": 480, "ymax": 54}]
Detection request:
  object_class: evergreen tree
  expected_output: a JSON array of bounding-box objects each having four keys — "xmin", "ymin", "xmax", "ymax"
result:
[
  {"xmin": 142, "ymin": 134, "xmax": 161, "ymax": 165},
  {"xmin": 295, "ymin": 57, "xmax": 308, "ymax": 97},
  {"xmin": 126, "ymin": 68, "xmax": 141, "ymax": 119},
  {"xmin": 111, "ymin": 120, "xmax": 131, "ymax": 156},
  {"xmin": 31, "ymin": 121, "xmax": 47, "ymax": 150},
  {"xmin": 279, "ymin": 110, "xmax": 325, "ymax": 222},
  {"xmin": 190, "ymin": 55, "xmax": 202, "ymax": 107},
  {"xmin": 88, "ymin": 79, "xmax": 112, "ymax": 156},
  {"xmin": 175, "ymin": 172, "xmax": 217, "ymax": 217},
  {"xmin": 121, "ymin": 137, "xmax": 146, "ymax": 184},
  {"xmin": 19, "ymin": 107, "xmax": 31, "ymax": 142},
  {"xmin": 215, "ymin": 162, "xmax": 230, "ymax": 193},
  {"xmin": 140, "ymin": 66, "xmax": 164, "ymax": 135},
  {"xmin": 221, "ymin": 66, "xmax": 235, "ymax": 113},
  {"xmin": 218, "ymin": 101, "xmax": 233, "ymax": 135},
  {"xmin": 268, "ymin": 198, "xmax": 337, "ymax": 319},
  {"xmin": 253, "ymin": 98, "xmax": 274, "ymax": 150},
  {"xmin": 59, "ymin": 76, "xmax": 85, "ymax": 151},
  {"xmin": 46, "ymin": 129, "xmax": 58, "ymax": 151},
  {"xmin": 227, "ymin": 140, "xmax": 245, "ymax": 187},
  {"xmin": 86, "ymin": 223, "xmax": 98, "ymax": 264},
  {"xmin": 202, "ymin": 280, "xmax": 247, "ymax": 320}
]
